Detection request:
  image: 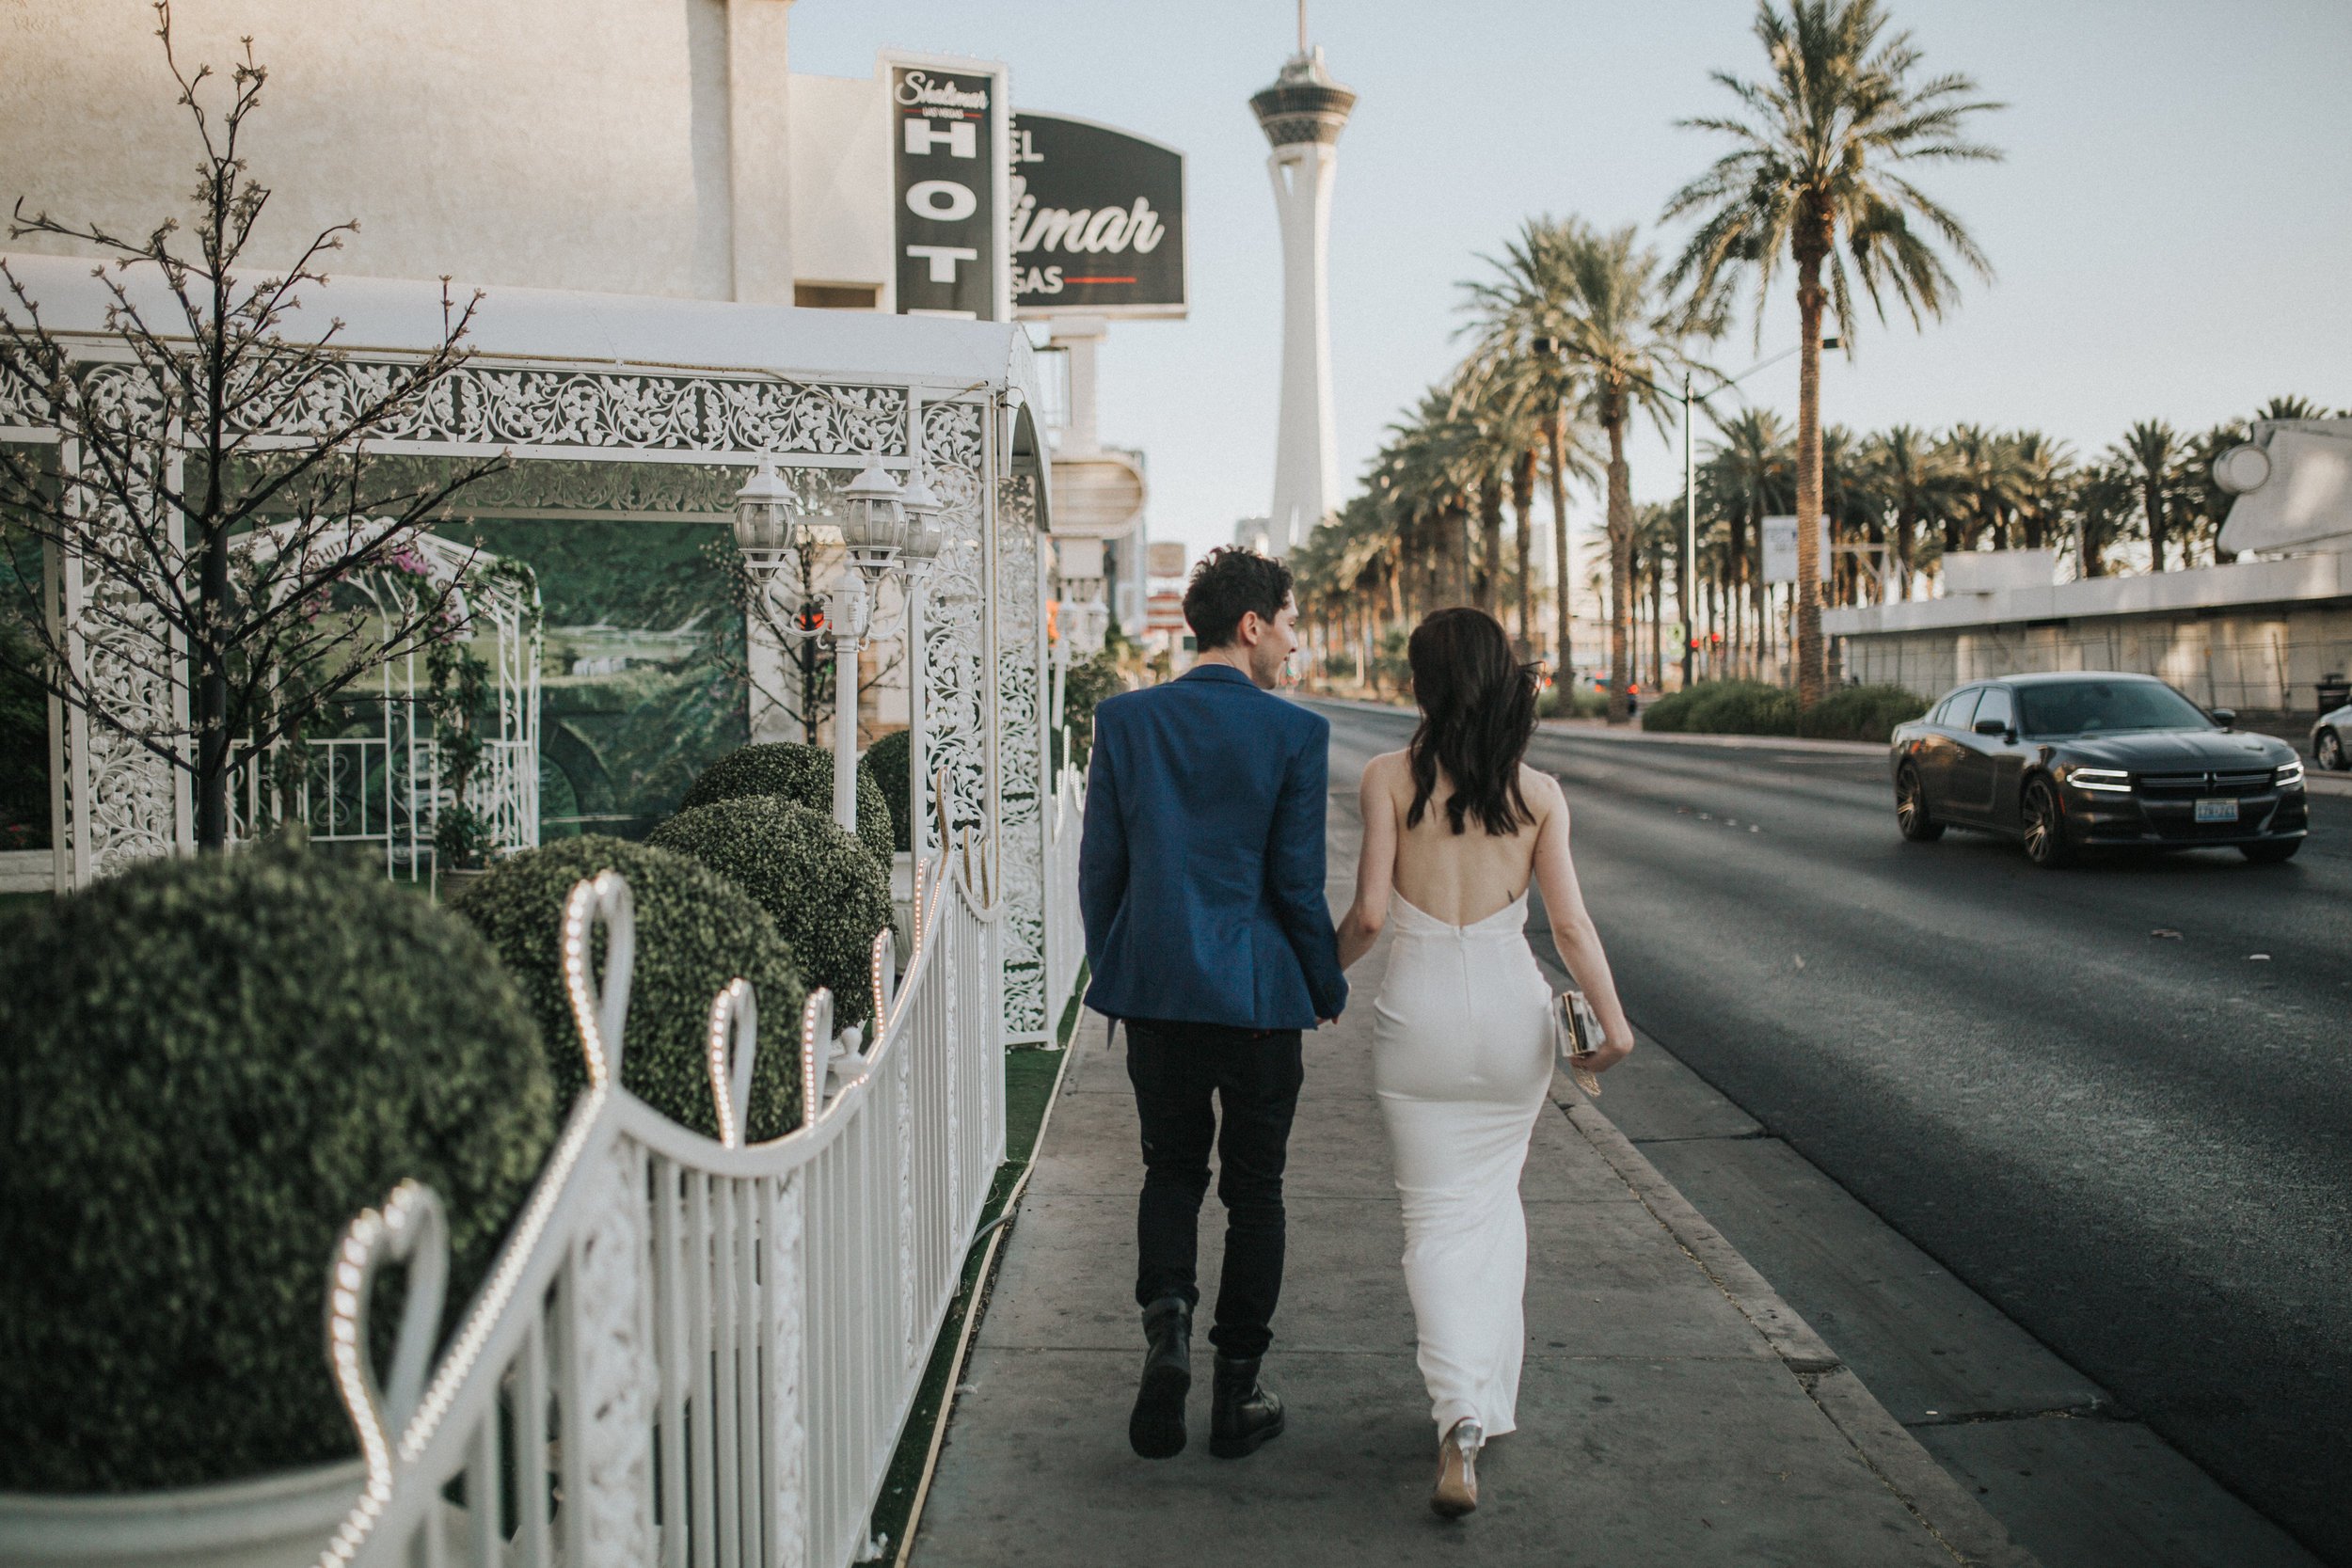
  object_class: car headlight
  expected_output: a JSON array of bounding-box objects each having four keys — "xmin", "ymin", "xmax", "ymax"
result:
[
  {"xmin": 2066, "ymin": 767, "xmax": 2133, "ymax": 794},
  {"xmin": 2276, "ymin": 759, "xmax": 2305, "ymax": 788}
]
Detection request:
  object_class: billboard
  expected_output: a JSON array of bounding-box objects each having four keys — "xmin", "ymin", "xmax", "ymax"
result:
[
  {"xmin": 889, "ymin": 56, "xmax": 1009, "ymax": 320},
  {"xmin": 1009, "ymin": 113, "xmax": 1186, "ymax": 318}
]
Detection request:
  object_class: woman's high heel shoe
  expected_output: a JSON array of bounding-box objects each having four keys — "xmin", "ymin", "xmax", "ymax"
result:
[{"xmin": 1431, "ymin": 1418, "xmax": 1483, "ymax": 1518}]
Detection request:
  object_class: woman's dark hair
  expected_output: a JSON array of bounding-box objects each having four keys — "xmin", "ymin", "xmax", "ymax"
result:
[
  {"xmin": 1406, "ymin": 607, "xmax": 1540, "ymax": 836},
  {"xmin": 1184, "ymin": 546, "xmax": 1293, "ymax": 650}
]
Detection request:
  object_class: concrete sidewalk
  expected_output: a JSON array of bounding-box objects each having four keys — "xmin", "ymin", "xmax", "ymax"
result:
[{"xmin": 910, "ymin": 816, "xmax": 2038, "ymax": 1566}]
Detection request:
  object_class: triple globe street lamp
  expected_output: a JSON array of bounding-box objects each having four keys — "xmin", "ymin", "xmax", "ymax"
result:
[{"xmin": 732, "ymin": 451, "xmax": 946, "ymax": 834}]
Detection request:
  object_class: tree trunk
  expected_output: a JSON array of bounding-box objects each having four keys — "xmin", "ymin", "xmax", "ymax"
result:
[
  {"xmin": 1545, "ymin": 412, "xmax": 1573, "ymax": 674},
  {"xmin": 2143, "ymin": 481, "xmax": 2167, "ymax": 573},
  {"xmin": 1450, "ymin": 502, "xmax": 1472, "ymax": 607},
  {"xmin": 1605, "ymin": 411, "xmax": 1632, "ymax": 725},
  {"xmin": 1476, "ymin": 474, "xmax": 1502, "ymax": 617},
  {"xmin": 1649, "ymin": 558, "xmax": 1664, "ymax": 692},
  {"xmin": 1792, "ymin": 246, "xmax": 1826, "ymax": 708},
  {"xmin": 1511, "ymin": 446, "xmax": 1536, "ymax": 656}
]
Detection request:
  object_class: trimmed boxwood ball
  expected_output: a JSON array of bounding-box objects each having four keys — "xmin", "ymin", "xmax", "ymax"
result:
[
  {"xmin": 865, "ymin": 728, "xmax": 913, "ymax": 853},
  {"xmin": 681, "ymin": 741, "xmax": 895, "ymax": 868},
  {"xmin": 649, "ymin": 797, "xmax": 891, "ymax": 1028},
  {"xmin": 0, "ymin": 843, "xmax": 555, "ymax": 1493},
  {"xmin": 453, "ymin": 836, "xmax": 807, "ymax": 1142}
]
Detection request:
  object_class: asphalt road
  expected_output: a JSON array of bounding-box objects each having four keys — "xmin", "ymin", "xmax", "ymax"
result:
[{"xmin": 1311, "ymin": 700, "xmax": 2352, "ymax": 1564}]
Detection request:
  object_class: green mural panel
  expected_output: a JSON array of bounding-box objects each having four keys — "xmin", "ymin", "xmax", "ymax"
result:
[{"xmin": 447, "ymin": 519, "xmax": 745, "ymax": 841}]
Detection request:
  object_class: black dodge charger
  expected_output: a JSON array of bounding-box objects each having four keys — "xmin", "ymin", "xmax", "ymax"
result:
[{"xmin": 1889, "ymin": 672, "xmax": 2308, "ymax": 867}]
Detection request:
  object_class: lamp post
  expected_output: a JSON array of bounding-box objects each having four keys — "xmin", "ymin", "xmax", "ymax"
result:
[{"xmin": 733, "ymin": 451, "xmax": 943, "ymax": 833}]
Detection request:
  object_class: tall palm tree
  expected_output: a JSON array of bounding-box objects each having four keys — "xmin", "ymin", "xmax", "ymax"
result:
[
  {"xmin": 2110, "ymin": 420, "xmax": 2180, "ymax": 572},
  {"xmin": 1663, "ymin": 0, "xmax": 2002, "ymax": 706},
  {"xmin": 1466, "ymin": 218, "xmax": 1697, "ymax": 722},
  {"xmin": 1461, "ymin": 216, "xmax": 1620, "ymax": 682}
]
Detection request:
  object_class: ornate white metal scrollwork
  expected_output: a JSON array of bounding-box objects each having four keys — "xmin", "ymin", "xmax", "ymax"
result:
[{"xmin": 571, "ymin": 1138, "xmax": 656, "ymax": 1567}]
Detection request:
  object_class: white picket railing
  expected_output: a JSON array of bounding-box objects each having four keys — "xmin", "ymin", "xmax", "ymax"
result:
[
  {"xmin": 1040, "ymin": 763, "xmax": 1086, "ymax": 1031},
  {"xmin": 321, "ymin": 844, "xmax": 1006, "ymax": 1568}
]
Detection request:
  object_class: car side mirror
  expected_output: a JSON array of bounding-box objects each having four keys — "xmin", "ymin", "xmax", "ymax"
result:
[
  {"xmin": 2210, "ymin": 708, "xmax": 2236, "ymax": 728},
  {"xmin": 1973, "ymin": 719, "xmax": 2008, "ymax": 737}
]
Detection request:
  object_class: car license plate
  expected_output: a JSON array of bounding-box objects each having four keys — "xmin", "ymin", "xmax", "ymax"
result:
[{"xmin": 2195, "ymin": 798, "xmax": 2239, "ymax": 822}]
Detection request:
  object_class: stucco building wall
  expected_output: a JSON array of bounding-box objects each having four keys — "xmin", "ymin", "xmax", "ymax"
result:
[{"xmin": 0, "ymin": 0, "xmax": 866, "ymax": 304}]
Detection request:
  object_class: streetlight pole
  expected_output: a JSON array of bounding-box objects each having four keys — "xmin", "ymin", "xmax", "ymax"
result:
[
  {"xmin": 1681, "ymin": 370, "xmax": 1696, "ymax": 692},
  {"xmin": 732, "ymin": 451, "xmax": 943, "ymax": 833}
]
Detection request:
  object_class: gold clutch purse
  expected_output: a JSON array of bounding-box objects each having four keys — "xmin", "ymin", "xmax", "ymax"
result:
[{"xmin": 1552, "ymin": 990, "xmax": 1603, "ymax": 1098}]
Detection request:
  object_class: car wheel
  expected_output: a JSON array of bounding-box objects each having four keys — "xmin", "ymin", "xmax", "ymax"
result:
[
  {"xmin": 1895, "ymin": 766, "xmax": 1944, "ymax": 842},
  {"xmin": 2320, "ymin": 729, "xmax": 2346, "ymax": 771},
  {"xmin": 2022, "ymin": 778, "xmax": 2074, "ymax": 868},
  {"xmin": 2241, "ymin": 839, "xmax": 2301, "ymax": 864}
]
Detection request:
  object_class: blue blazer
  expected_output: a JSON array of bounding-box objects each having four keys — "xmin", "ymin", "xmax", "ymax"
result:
[{"xmin": 1079, "ymin": 664, "xmax": 1347, "ymax": 1030}]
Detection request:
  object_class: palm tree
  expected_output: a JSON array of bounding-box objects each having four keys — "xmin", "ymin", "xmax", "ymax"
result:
[
  {"xmin": 2110, "ymin": 420, "xmax": 2180, "ymax": 572},
  {"xmin": 2070, "ymin": 461, "xmax": 2137, "ymax": 579},
  {"xmin": 1466, "ymin": 218, "xmax": 1698, "ymax": 722},
  {"xmin": 1857, "ymin": 424, "xmax": 1950, "ymax": 598},
  {"xmin": 1941, "ymin": 423, "xmax": 2027, "ymax": 558},
  {"xmin": 1459, "ymin": 219, "xmax": 1608, "ymax": 674},
  {"xmin": 1663, "ymin": 0, "xmax": 2003, "ymax": 706},
  {"xmin": 2009, "ymin": 431, "xmax": 2075, "ymax": 551},
  {"xmin": 1700, "ymin": 407, "xmax": 1792, "ymax": 673}
]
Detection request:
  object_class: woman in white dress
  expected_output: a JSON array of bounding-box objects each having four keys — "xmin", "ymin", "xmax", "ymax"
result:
[{"xmin": 1334, "ymin": 608, "xmax": 1637, "ymax": 1519}]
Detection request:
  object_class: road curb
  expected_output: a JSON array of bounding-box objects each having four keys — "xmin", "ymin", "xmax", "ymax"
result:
[{"xmin": 1555, "ymin": 1091, "xmax": 2042, "ymax": 1568}]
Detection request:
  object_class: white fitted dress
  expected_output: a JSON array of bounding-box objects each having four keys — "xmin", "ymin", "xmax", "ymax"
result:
[{"xmin": 1371, "ymin": 889, "xmax": 1556, "ymax": 1440}]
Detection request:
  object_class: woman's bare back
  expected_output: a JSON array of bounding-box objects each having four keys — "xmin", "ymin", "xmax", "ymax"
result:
[{"xmin": 1364, "ymin": 750, "xmax": 1557, "ymax": 927}]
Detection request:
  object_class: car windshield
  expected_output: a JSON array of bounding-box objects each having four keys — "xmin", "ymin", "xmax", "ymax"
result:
[{"xmin": 2014, "ymin": 680, "xmax": 2211, "ymax": 737}]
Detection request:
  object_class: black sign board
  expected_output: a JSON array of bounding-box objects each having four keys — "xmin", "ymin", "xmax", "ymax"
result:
[
  {"xmin": 892, "ymin": 63, "xmax": 1002, "ymax": 319},
  {"xmin": 1009, "ymin": 113, "xmax": 1186, "ymax": 319}
]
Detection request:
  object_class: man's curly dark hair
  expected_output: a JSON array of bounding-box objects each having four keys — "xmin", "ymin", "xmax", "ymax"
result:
[{"xmin": 1183, "ymin": 547, "xmax": 1293, "ymax": 651}]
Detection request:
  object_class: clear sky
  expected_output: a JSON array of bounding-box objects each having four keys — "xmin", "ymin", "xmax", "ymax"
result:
[{"xmin": 790, "ymin": 1, "xmax": 2352, "ymax": 572}]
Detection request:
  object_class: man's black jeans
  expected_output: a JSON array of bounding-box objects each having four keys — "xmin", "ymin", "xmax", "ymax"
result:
[{"xmin": 1124, "ymin": 1018, "xmax": 1305, "ymax": 1360}]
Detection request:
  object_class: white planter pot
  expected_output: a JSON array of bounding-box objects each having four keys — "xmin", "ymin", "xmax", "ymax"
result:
[{"xmin": 0, "ymin": 1461, "xmax": 363, "ymax": 1568}]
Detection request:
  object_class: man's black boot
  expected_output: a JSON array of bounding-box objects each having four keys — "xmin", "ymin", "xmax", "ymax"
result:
[
  {"xmin": 1208, "ymin": 1352, "xmax": 1285, "ymax": 1459},
  {"xmin": 1128, "ymin": 1296, "xmax": 1192, "ymax": 1458}
]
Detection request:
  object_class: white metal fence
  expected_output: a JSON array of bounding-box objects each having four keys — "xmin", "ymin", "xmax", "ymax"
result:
[
  {"xmin": 1041, "ymin": 764, "xmax": 1085, "ymax": 1034},
  {"xmin": 322, "ymin": 845, "xmax": 1009, "ymax": 1568}
]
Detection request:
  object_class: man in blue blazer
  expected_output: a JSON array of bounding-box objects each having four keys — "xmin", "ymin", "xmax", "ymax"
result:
[{"xmin": 1079, "ymin": 546, "xmax": 1347, "ymax": 1463}]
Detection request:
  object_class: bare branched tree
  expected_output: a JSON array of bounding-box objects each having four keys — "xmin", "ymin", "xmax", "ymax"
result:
[{"xmin": 0, "ymin": 4, "xmax": 503, "ymax": 851}]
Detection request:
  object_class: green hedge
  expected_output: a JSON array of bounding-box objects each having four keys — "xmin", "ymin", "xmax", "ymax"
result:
[
  {"xmin": 681, "ymin": 742, "xmax": 894, "ymax": 868},
  {"xmin": 866, "ymin": 729, "xmax": 913, "ymax": 854},
  {"xmin": 649, "ymin": 798, "xmax": 892, "ymax": 1027},
  {"xmin": 1642, "ymin": 679, "xmax": 1926, "ymax": 742},
  {"xmin": 454, "ymin": 836, "xmax": 807, "ymax": 1143},
  {"xmin": 1797, "ymin": 683, "xmax": 1930, "ymax": 741},
  {"xmin": 0, "ymin": 844, "xmax": 554, "ymax": 1492},
  {"xmin": 1059, "ymin": 651, "xmax": 1126, "ymax": 769}
]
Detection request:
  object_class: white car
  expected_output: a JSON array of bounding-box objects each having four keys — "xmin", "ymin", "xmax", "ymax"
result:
[{"xmin": 2314, "ymin": 703, "xmax": 2350, "ymax": 771}]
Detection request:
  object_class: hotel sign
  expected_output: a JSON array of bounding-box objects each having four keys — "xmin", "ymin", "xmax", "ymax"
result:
[
  {"xmin": 1009, "ymin": 113, "xmax": 1187, "ymax": 319},
  {"xmin": 890, "ymin": 58, "xmax": 1009, "ymax": 320}
]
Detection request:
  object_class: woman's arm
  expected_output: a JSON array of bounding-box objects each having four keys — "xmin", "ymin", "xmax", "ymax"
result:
[
  {"xmin": 1334, "ymin": 756, "xmax": 1397, "ymax": 970},
  {"xmin": 1530, "ymin": 777, "xmax": 1637, "ymax": 1071}
]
